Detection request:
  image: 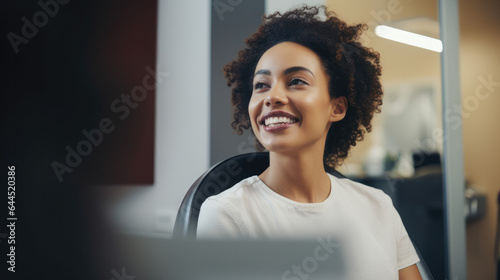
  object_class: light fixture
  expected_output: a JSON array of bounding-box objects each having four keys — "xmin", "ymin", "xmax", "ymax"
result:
[{"xmin": 375, "ymin": 25, "xmax": 443, "ymax": 53}]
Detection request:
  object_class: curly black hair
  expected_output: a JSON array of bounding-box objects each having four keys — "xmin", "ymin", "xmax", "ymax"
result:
[{"xmin": 223, "ymin": 5, "xmax": 383, "ymax": 169}]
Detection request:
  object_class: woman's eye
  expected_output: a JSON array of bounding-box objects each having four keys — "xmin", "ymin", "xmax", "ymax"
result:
[
  {"xmin": 289, "ymin": 78, "xmax": 307, "ymax": 86},
  {"xmin": 254, "ymin": 82, "xmax": 268, "ymax": 89}
]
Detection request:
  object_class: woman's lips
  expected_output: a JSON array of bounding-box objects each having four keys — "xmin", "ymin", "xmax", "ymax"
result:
[
  {"xmin": 258, "ymin": 110, "xmax": 299, "ymax": 132},
  {"xmin": 262, "ymin": 122, "xmax": 296, "ymax": 132}
]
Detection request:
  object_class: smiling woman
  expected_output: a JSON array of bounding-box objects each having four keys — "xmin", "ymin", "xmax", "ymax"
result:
[
  {"xmin": 249, "ymin": 42, "xmax": 346, "ymax": 164},
  {"xmin": 197, "ymin": 5, "xmax": 422, "ymax": 280}
]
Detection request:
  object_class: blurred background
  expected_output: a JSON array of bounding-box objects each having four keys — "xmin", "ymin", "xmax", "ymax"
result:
[{"xmin": 2, "ymin": 0, "xmax": 499, "ymax": 279}]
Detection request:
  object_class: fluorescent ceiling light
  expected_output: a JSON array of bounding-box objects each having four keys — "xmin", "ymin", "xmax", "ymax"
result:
[{"xmin": 375, "ymin": 25, "xmax": 443, "ymax": 53}]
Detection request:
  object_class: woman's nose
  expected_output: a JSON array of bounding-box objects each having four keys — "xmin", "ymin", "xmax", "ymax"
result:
[{"xmin": 264, "ymin": 87, "xmax": 288, "ymax": 106}]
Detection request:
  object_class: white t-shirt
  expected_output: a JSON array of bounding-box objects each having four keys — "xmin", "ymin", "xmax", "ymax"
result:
[{"xmin": 197, "ymin": 173, "xmax": 420, "ymax": 279}]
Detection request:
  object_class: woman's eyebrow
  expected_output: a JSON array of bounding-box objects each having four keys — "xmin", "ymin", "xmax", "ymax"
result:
[
  {"xmin": 284, "ymin": 66, "xmax": 315, "ymax": 77},
  {"xmin": 254, "ymin": 66, "xmax": 315, "ymax": 77},
  {"xmin": 254, "ymin": 69, "xmax": 271, "ymax": 77}
]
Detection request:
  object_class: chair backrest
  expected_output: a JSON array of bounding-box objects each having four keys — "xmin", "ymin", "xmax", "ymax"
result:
[{"xmin": 172, "ymin": 152, "xmax": 433, "ymax": 279}]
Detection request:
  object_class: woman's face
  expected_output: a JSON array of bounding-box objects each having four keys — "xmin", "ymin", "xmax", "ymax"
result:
[{"xmin": 249, "ymin": 41, "xmax": 346, "ymax": 154}]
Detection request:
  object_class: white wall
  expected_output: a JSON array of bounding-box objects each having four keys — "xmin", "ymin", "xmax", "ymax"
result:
[{"xmin": 98, "ymin": 0, "xmax": 210, "ymax": 237}]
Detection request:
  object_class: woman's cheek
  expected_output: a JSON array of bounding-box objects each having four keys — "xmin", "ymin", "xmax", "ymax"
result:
[{"xmin": 248, "ymin": 105, "xmax": 259, "ymax": 131}]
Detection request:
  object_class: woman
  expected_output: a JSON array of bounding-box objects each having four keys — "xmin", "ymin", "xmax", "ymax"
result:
[{"xmin": 197, "ymin": 6, "xmax": 422, "ymax": 280}]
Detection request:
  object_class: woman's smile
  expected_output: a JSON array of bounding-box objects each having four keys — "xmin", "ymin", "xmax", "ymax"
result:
[{"xmin": 259, "ymin": 110, "xmax": 300, "ymax": 132}]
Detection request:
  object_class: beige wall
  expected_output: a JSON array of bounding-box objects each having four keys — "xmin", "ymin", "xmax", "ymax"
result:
[
  {"xmin": 327, "ymin": 0, "xmax": 500, "ymax": 278},
  {"xmin": 459, "ymin": 0, "xmax": 500, "ymax": 279}
]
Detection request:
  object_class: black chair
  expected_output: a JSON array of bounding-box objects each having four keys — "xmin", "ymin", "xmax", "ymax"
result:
[{"xmin": 173, "ymin": 152, "xmax": 434, "ymax": 279}]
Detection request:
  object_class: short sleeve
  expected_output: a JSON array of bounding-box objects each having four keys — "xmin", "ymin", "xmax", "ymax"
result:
[
  {"xmin": 196, "ymin": 197, "xmax": 246, "ymax": 239},
  {"xmin": 391, "ymin": 203, "xmax": 420, "ymax": 270}
]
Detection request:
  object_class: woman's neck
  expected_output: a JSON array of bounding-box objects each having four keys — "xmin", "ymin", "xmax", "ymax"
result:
[{"xmin": 258, "ymin": 148, "xmax": 331, "ymax": 203}]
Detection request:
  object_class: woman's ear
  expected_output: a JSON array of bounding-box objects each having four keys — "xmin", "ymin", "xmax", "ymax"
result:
[{"xmin": 329, "ymin": 96, "xmax": 347, "ymax": 122}]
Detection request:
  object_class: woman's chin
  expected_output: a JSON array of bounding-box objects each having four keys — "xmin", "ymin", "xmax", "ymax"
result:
[{"xmin": 260, "ymin": 142, "xmax": 298, "ymax": 154}]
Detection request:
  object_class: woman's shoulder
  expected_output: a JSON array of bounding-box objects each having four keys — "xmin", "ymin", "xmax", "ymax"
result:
[
  {"xmin": 197, "ymin": 176, "xmax": 261, "ymax": 239},
  {"xmin": 202, "ymin": 175, "xmax": 262, "ymax": 206},
  {"xmin": 330, "ymin": 175, "xmax": 399, "ymax": 243},
  {"xmin": 329, "ymin": 174, "xmax": 393, "ymax": 210}
]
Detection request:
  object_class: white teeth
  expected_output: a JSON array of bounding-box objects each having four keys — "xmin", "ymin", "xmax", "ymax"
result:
[{"xmin": 263, "ymin": 116, "xmax": 297, "ymax": 126}]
